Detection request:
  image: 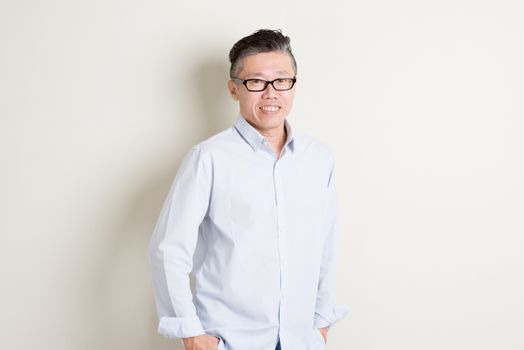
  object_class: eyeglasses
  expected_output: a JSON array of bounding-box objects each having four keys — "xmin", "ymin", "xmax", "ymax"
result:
[{"xmin": 231, "ymin": 77, "xmax": 297, "ymax": 92}]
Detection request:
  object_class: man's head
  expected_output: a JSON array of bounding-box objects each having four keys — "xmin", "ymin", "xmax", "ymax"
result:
[
  {"xmin": 227, "ymin": 29, "xmax": 297, "ymax": 135},
  {"xmin": 228, "ymin": 29, "xmax": 297, "ymax": 78}
]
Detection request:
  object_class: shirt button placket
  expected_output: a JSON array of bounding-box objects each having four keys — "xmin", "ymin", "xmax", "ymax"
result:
[{"xmin": 273, "ymin": 156, "xmax": 288, "ymax": 344}]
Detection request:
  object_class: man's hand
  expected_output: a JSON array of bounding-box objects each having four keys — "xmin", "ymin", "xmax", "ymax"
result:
[
  {"xmin": 182, "ymin": 334, "xmax": 220, "ymax": 350},
  {"xmin": 318, "ymin": 327, "xmax": 329, "ymax": 344}
]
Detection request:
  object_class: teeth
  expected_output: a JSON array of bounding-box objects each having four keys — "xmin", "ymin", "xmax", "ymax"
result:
[{"xmin": 260, "ymin": 106, "xmax": 279, "ymax": 112}]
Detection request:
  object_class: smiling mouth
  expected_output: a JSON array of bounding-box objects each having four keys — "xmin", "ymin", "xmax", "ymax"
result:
[{"xmin": 259, "ymin": 106, "xmax": 281, "ymax": 112}]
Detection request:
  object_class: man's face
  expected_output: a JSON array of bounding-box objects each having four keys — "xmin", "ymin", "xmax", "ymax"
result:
[{"xmin": 228, "ymin": 51, "xmax": 296, "ymax": 134}]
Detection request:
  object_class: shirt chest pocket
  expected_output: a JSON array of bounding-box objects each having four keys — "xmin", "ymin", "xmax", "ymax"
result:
[{"xmin": 205, "ymin": 170, "xmax": 274, "ymax": 238}]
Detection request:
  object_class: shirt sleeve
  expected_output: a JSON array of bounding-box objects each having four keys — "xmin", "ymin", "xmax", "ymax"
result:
[
  {"xmin": 148, "ymin": 146, "xmax": 212, "ymax": 339},
  {"xmin": 314, "ymin": 155, "xmax": 350, "ymax": 329}
]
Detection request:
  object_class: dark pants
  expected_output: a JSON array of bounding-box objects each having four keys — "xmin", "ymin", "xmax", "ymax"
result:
[{"xmin": 275, "ymin": 339, "xmax": 281, "ymax": 350}]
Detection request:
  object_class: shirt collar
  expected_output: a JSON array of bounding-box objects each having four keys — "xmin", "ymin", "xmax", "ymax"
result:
[{"xmin": 234, "ymin": 114, "xmax": 296, "ymax": 153}]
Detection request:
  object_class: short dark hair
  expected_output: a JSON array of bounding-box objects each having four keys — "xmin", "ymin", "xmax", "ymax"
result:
[{"xmin": 228, "ymin": 29, "xmax": 297, "ymax": 78}]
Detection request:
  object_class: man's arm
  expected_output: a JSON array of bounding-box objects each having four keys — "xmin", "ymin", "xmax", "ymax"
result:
[
  {"xmin": 314, "ymin": 155, "xmax": 349, "ymax": 331},
  {"xmin": 148, "ymin": 146, "xmax": 212, "ymax": 340}
]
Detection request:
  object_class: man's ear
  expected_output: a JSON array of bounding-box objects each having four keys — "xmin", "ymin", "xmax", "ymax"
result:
[{"xmin": 227, "ymin": 80, "xmax": 240, "ymax": 101}]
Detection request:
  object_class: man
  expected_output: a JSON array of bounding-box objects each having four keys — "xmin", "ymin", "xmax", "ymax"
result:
[{"xmin": 148, "ymin": 29, "xmax": 348, "ymax": 350}]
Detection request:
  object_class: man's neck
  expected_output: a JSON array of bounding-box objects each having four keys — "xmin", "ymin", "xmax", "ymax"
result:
[
  {"xmin": 258, "ymin": 123, "xmax": 287, "ymax": 158},
  {"xmin": 260, "ymin": 125, "xmax": 285, "ymax": 144}
]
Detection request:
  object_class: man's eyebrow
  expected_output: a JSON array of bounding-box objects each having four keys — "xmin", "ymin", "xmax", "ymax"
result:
[
  {"xmin": 244, "ymin": 71, "xmax": 294, "ymax": 78},
  {"xmin": 274, "ymin": 70, "xmax": 293, "ymax": 75}
]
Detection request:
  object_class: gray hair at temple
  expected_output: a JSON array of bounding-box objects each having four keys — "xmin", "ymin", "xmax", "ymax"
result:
[{"xmin": 228, "ymin": 29, "xmax": 298, "ymax": 78}]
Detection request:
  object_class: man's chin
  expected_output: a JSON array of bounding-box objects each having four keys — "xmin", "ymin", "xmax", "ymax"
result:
[{"xmin": 256, "ymin": 114, "xmax": 286, "ymax": 127}]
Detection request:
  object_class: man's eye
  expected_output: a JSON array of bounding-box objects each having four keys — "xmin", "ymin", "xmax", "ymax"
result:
[{"xmin": 251, "ymin": 79, "xmax": 264, "ymax": 84}]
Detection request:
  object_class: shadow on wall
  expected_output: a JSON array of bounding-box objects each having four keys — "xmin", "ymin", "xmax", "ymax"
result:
[
  {"xmin": 93, "ymin": 55, "xmax": 237, "ymax": 350},
  {"xmin": 193, "ymin": 56, "xmax": 237, "ymax": 133}
]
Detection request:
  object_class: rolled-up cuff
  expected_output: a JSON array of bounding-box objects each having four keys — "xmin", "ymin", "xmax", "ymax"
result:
[
  {"xmin": 158, "ymin": 315, "xmax": 205, "ymax": 339},
  {"xmin": 314, "ymin": 304, "xmax": 350, "ymax": 328}
]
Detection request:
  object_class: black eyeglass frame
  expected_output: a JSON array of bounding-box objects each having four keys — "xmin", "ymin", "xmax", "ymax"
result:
[{"xmin": 231, "ymin": 77, "xmax": 297, "ymax": 92}]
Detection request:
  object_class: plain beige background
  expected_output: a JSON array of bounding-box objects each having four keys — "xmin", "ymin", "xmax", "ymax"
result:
[{"xmin": 1, "ymin": 0, "xmax": 523, "ymax": 349}]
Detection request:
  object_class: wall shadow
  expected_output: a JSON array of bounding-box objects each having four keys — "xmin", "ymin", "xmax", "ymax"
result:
[{"xmin": 93, "ymin": 53, "xmax": 237, "ymax": 350}]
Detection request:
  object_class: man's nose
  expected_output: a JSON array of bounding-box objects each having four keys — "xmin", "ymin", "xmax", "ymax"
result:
[{"xmin": 261, "ymin": 83, "xmax": 278, "ymax": 98}]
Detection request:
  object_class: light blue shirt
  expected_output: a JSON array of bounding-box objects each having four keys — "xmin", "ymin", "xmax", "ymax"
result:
[{"xmin": 148, "ymin": 115, "xmax": 348, "ymax": 350}]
